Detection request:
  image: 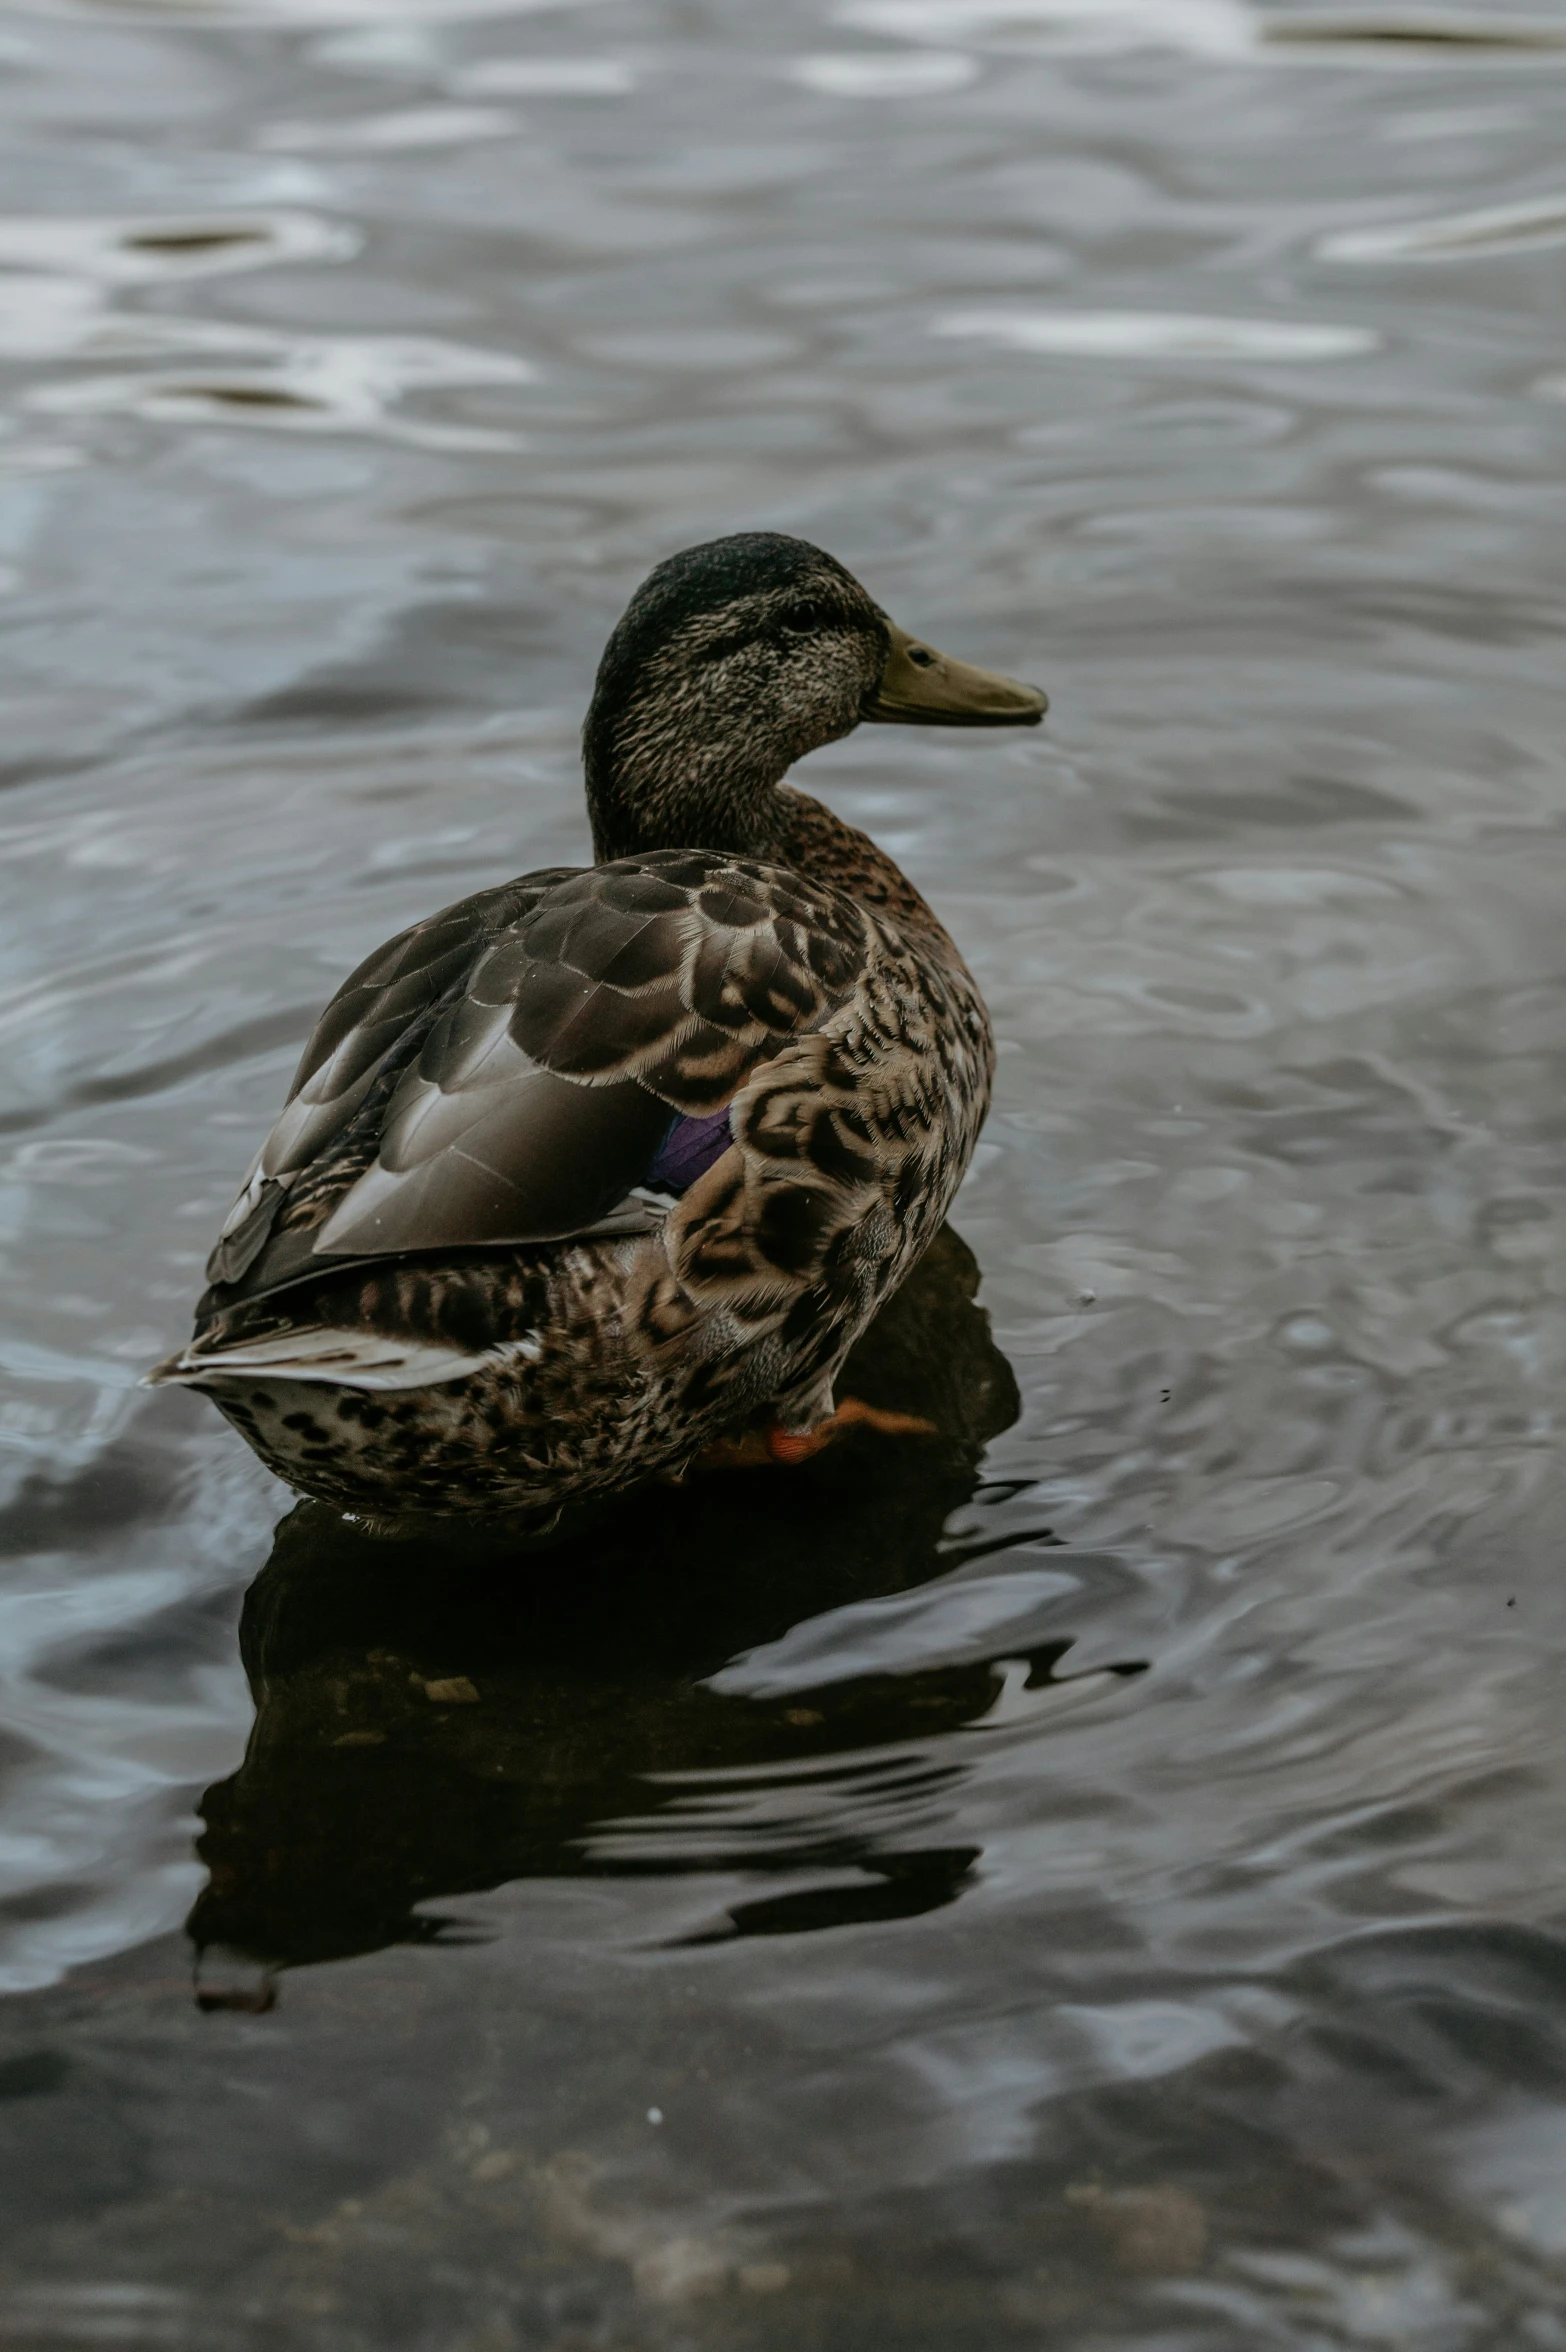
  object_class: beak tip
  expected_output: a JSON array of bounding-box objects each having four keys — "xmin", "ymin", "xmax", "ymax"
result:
[
  {"xmin": 983, "ymin": 683, "xmax": 1048, "ymax": 726},
  {"xmin": 865, "ymin": 620, "xmax": 1049, "ymax": 727}
]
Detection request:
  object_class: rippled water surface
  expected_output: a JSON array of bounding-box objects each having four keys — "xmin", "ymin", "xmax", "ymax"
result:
[{"xmin": 4, "ymin": 0, "xmax": 1566, "ymax": 2341}]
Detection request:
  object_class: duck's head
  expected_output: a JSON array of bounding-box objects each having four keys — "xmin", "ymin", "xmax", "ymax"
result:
[{"xmin": 583, "ymin": 531, "xmax": 1047, "ymax": 862}]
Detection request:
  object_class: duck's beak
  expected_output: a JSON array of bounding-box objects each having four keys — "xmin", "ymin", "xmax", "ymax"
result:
[{"xmin": 861, "ymin": 620, "xmax": 1048, "ymax": 728}]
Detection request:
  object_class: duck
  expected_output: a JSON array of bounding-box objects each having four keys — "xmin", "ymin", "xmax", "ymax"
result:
[{"xmin": 147, "ymin": 532, "xmax": 1046, "ymax": 1526}]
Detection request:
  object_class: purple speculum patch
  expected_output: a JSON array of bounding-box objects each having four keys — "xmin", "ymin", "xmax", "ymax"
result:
[{"xmin": 643, "ymin": 1105, "xmax": 736, "ymax": 1195}]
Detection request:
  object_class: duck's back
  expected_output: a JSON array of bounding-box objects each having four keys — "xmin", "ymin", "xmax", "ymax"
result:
[
  {"xmin": 189, "ymin": 810, "xmax": 984, "ymax": 1288},
  {"xmin": 150, "ymin": 811, "xmax": 993, "ymax": 1519}
]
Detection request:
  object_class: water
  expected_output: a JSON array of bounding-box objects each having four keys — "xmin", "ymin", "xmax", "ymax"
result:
[{"xmin": 3, "ymin": 0, "xmax": 1566, "ymax": 2339}]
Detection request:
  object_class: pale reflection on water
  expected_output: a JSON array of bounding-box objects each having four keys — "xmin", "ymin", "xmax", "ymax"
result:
[{"xmin": 2, "ymin": 0, "xmax": 1566, "ymax": 2341}]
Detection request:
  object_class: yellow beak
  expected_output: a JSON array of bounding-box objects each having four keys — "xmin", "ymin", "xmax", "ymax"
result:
[{"xmin": 861, "ymin": 620, "xmax": 1048, "ymax": 728}]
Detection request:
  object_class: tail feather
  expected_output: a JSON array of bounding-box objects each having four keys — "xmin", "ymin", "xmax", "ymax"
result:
[{"xmin": 143, "ymin": 1324, "xmax": 508, "ymax": 1394}]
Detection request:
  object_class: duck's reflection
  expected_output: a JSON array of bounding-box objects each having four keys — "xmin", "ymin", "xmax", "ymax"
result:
[{"xmin": 190, "ymin": 1230, "xmax": 1120, "ymax": 1987}]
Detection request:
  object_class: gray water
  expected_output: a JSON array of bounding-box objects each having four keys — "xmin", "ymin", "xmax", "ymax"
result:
[{"xmin": 4, "ymin": 0, "xmax": 1566, "ymax": 2341}]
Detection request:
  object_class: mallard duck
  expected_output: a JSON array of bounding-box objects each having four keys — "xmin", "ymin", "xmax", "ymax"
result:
[{"xmin": 149, "ymin": 533, "xmax": 1045, "ymax": 1523}]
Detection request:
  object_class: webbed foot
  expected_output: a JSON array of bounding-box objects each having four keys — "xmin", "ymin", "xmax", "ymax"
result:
[{"xmin": 693, "ymin": 1396, "xmax": 937, "ymax": 1472}]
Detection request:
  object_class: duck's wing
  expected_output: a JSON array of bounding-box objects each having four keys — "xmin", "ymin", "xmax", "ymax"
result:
[{"xmin": 200, "ymin": 850, "xmax": 872, "ymax": 1309}]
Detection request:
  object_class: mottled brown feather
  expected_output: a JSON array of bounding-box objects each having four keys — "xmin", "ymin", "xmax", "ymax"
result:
[{"xmin": 200, "ymin": 844, "xmax": 889, "ymax": 1308}]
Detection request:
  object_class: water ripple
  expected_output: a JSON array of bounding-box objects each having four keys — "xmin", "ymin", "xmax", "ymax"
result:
[
  {"xmin": 448, "ymin": 54, "xmax": 642, "ymax": 95},
  {"xmin": 933, "ymin": 307, "xmax": 1382, "ymax": 357},
  {"xmin": 29, "ymin": 332, "xmax": 534, "ymax": 445},
  {"xmin": 834, "ymin": 0, "xmax": 1256, "ymax": 55},
  {"xmin": 1264, "ymin": 9, "xmax": 1566, "ymax": 51},
  {"xmin": 1319, "ymin": 191, "xmax": 1566, "ymax": 260},
  {"xmin": 257, "ymin": 103, "xmax": 518, "ymax": 150},
  {"xmin": 0, "ymin": 209, "xmax": 356, "ymax": 282},
  {"xmin": 787, "ymin": 49, "xmax": 982, "ymax": 94}
]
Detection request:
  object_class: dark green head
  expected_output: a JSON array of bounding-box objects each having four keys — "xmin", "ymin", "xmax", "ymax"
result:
[{"xmin": 583, "ymin": 532, "xmax": 1046, "ymax": 863}]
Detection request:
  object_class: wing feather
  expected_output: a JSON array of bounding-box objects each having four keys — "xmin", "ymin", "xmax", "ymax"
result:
[{"xmin": 201, "ymin": 850, "xmax": 877, "ymax": 1309}]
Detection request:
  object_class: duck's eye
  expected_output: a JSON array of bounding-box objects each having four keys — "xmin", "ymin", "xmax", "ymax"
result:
[
  {"xmin": 780, "ymin": 600, "xmax": 827, "ymax": 634},
  {"xmin": 905, "ymin": 644, "xmax": 937, "ymax": 669}
]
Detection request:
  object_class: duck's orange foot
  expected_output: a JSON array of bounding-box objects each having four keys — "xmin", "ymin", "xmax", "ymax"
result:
[
  {"xmin": 693, "ymin": 1397, "xmax": 937, "ymax": 1473},
  {"xmin": 767, "ymin": 1396, "xmax": 938, "ymax": 1462}
]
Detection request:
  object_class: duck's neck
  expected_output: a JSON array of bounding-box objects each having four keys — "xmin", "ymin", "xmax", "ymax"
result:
[
  {"xmin": 585, "ymin": 696, "xmax": 798, "ymax": 865},
  {"xmin": 771, "ymin": 787, "xmax": 966, "ymax": 967},
  {"xmin": 584, "ymin": 728, "xmax": 964, "ymax": 969}
]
